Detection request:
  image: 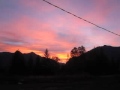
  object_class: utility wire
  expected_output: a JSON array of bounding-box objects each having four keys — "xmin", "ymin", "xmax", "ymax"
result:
[{"xmin": 43, "ymin": 0, "xmax": 120, "ymax": 37}]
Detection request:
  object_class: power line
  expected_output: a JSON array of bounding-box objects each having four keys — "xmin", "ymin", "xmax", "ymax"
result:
[{"xmin": 43, "ymin": 0, "xmax": 120, "ymax": 37}]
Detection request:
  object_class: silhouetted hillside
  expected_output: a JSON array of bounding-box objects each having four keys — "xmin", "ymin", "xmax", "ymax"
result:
[
  {"xmin": 0, "ymin": 45, "xmax": 120, "ymax": 76},
  {"xmin": 65, "ymin": 45, "xmax": 120, "ymax": 75},
  {"xmin": 0, "ymin": 51, "xmax": 60, "ymax": 75}
]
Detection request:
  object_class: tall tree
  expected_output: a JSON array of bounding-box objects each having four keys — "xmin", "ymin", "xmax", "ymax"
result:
[
  {"xmin": 70, "ymin": 47, "xmax": 78, "ymax": 57},
  {"xmin": 78, "ymin": 46, "xmax": 86, "ymax": 55},
  {"xmin": 70, "ymin": 46, "xmax": 86, "ymax": 58},
  {"xmin": 44, "ymin": 49, "xmax": 49, "ymax": 58}
]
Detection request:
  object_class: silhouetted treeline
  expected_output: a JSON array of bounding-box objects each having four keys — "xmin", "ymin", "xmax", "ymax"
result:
[{"xmin": 0, "ymin": 45, "xmax": 120, "ymax": 76}]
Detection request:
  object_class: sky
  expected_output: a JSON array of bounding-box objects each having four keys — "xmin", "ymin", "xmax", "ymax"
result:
[{"xmin": 0, "ymin": 0, "xmax": 120, "ymax": 63}]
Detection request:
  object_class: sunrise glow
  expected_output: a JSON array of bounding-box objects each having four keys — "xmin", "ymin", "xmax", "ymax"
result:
[{"xmin": 0, "ymin": 0, "xmax": 120, "ymax": 63}]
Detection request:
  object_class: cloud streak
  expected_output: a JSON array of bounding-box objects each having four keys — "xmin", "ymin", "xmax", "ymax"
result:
[{"xmin": 0, "ymin": 0, "xmax": 120, "ymax": 62}]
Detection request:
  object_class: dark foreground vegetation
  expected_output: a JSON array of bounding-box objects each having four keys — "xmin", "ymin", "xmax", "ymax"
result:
[
  {"xmin": 0, "ymin": 74, "xmax": 120, "ymax": 90},
  {"xmin": 1, "ymin": 45, "xmax": 120, "ymax": 89}
]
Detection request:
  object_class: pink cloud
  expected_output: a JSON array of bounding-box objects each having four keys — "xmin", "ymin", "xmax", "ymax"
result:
[
  {"xmin": 0, "ymin": 16, "xmax": 76, "ymax": 58},
  {"xmin": 0, "ymin": 0, "xmax": 120, "ymax": 62}
]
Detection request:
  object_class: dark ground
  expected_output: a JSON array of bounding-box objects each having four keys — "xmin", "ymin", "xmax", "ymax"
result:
[{"xmin": 0, "ymin": 74, "xmax": 120, "ymax": 90}]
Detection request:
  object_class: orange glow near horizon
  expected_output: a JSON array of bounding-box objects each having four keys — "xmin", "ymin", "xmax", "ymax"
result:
[
  {"xmin": 0, "ymin": 0, "xmax": 120, "ymax": 63},
  {"xmin": 1, "ymin": 46, "xmax": 69, "ymax": 63}
]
